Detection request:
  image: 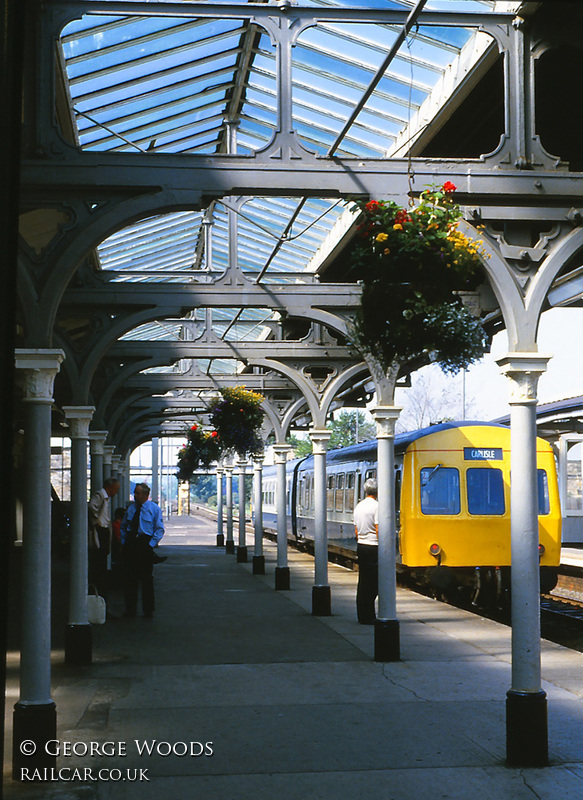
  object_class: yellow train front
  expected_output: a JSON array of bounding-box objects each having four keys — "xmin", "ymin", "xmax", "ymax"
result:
[{"xmin": 397, "ymin": 422, "xmax": 561, "ymax": 605}]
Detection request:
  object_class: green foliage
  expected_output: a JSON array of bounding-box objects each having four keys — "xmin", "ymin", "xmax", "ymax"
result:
[
  {"xmin": 209, "ymin": 386, "xmax": 265, "ymax": 458},
  {"xmin": 287, "ymin": 434, "xmax": 313, "ymax": 457},
  {"xmin": 327, "ymin": 410, "xmax": 376, "ymax": 450},
  {"xmin": 348, "ymin": 184, "xmax": 488, "ymax": 374},
  {"xmin": 176, "ymin": 424, "xmax": 221, "ymax": 482}
]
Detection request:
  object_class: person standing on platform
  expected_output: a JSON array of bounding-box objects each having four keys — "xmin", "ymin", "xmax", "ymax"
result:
[
  {"xmin": 88, "ymin": 477, "xmax": 120, "ymax": 602},
  {"xmin": 120, "ymin": 483, "xmax": 165, "ymax": 618},
  {"xmin": 354, "ymin": 478, "xmax": 379, "ymax": 625}
]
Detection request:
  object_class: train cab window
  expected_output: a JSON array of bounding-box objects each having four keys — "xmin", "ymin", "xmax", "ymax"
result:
[
  {"xmin": 335, "ymin": 473, "xmax": 345, "ymax": 511},
  {"xmin": 395, "ymin": 469, "xmax": 401, "ymax": 512},
  {"xmin": 467, "ymin": 468, "xmax": 505, "ymax": 515},
  {"xmin": 420, "ymin": 466, "xmax": 460, "ymax": 515},
  {"xmin": 327, "ymin": 476, "xmax": 335, "ymax": 511},
  {"xmin": 538, "ymin": 469, "xmax": 550, "ymax": 515},
  {"xmin": 346, "ymin": 473, "xmax": 355, "ymax": 510}
]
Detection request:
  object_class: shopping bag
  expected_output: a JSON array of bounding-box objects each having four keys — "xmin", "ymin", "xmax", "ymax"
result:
[{"xmin": 87, "ymin": 585, "xmax": 106, "ymax": 624}]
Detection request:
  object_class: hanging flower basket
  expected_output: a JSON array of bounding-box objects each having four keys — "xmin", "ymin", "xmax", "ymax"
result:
[
  {"xmin": 348, "ymin": 183, "xmax": 489, "ymax": 374},
  {"xmin": 176, "ymin": 424, "xmax": 222, "ymax": 482},
  {"xmin": 209, "ymin": 386, "xmax": 265, "ymax": 458}
]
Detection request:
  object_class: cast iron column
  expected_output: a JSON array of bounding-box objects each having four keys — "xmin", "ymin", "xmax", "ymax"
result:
[
  {"xmin": 309, "ymin": 430, "xmax": 331, "ymax": 615},
  {"xmin": 89, "ymin": 431, "xmax": 107, "ymax": 496},
  {"xmin": 498, "ymin": 353, "xmax": 550, "ymax": 767},
  {"xmin": 216, "ymin": 465, "xmax": 225, "ymax": 546},
  {"xmin": 273, "ymin": 445, "xmax": 291, "ymax": 589},
  {"xmin": 225, "ymin": 461, "xmax": 235, "ymax": 554},
  {"xmin": 372, "ymin": 406, "xmax": 401, "ymax": 661},
  {"xmin": 252, "ymin": 456, "xmax": 265, "ymax": 574},
  {"xmin": 63, "ymin": 406, "xmax": 94, "ymax": 666},
  {"xmin": 13, "ymin": 349, "xmax": 64, "ymax": 777},
  {"xmin": 237, "ymin": 459, "xmax": 248, "ymax": 562},
  {"xmin": 151, "ymin": 437, "xmax": 159, "ymax": 504}
]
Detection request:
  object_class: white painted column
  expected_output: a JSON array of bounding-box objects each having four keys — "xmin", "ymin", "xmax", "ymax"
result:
[
  {"xmin": 103, "ymin": 445, "xmax": 115, "ymax": 480},
  {"xmin": 216, "ymin": 466, "xmax": 225, "ymax": 546},
  {"xmin": 309, "ymin": 430, "xmax": 331, "ymax": 615},
  {"xmin": 13, "ymin": 349, "xmax": 64, "ymax": 773},
  {"xmin": 63, "ymin": 406, "xmax": 94, "ymax": 666},
  {"xmin": 498, "ymin": 353, "xmax": 550, "ymax": 767},
  {"xmin": 273, "ymin": 445, "xmax": 291, "ymax": 590},
  {"xmin": 371, "ymin": 406, "xmax": 401, "ymax": 661},
  {"xmin": 89, "ymin": 431, "xmax": 107, "ymax": 496},
  {"xmin": 111, "ymin": 454, "xmax": 121, "ymax": 482},
  {"xmin": 236, "ymin": 459, "xmax": 248, "ymax": 562},
  {"xmin": 151, "ymin": 437, "xmax": 159, "ymax": 503},
  {"xmin": 252, "ymin": 456, "xmax": 265, "ymax": 575},
  {"xmin": 118, "ymin": 457, "xmax": 129, "ymax": 506},
  {"xmin": 225, "ymin": 461, "xmax": 235, "ymax": 554}
]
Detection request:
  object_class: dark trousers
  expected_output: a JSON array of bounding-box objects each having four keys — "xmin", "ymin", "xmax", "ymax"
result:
[
  {"xmin": 88, "ymin": 526, "xmax": 110, "ymax": 601},
  {"xmin": 356, "ymin": 544, "xmax": 378, "ymax": 623},
  {"xmin": 123, "ymin": 536, "xmax": 155, "ymax": 615}
]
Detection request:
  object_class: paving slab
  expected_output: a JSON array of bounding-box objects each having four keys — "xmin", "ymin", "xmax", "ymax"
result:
[{"xmin": 5, "ymin": 513, "xmax": 583, "ymax": 799}]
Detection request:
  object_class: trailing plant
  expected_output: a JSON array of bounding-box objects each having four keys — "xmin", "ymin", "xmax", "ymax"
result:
[
  {"xmin": 209, "ymin": 386, "xmax": 265, "ymax": 458},
  {"xmin": 348, "ymin": 182, "xmax": 489, "ymax": 374},
  {"xmin": 176, "ymin": 424, "xmax": 222, "ymax": 481}
]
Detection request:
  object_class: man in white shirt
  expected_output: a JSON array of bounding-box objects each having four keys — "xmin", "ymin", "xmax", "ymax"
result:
[
  {"xmin": 88, "ymin": 477, "xmax": 120, "ymax": 601},
  {"xmin": 353, "ymin": 478, "xmax": 378, "ymax": 624}
]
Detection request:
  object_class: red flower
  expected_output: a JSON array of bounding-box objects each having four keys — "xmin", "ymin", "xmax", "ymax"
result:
[
  {"xmin": 191, "ymin": 424, "xmax": 197, "ymax": 430},
  {"xmin": 394, "ymin": 210, "xmax": 411, "ymax": 225},
  {"xmin": 211, "ymin": 431, "xmax": 218, "ymax": 438},
  {"xmin": 365, "ymin": 200, "xmax": 379, "ymax": 212},
  {"xmin": 442, "ymin": 181, "xmax": 456, "ymax": 193}
]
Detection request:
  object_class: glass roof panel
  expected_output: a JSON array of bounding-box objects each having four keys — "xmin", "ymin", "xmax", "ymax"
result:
[{"xmin": 64, "ymin": 1, "xmax": 516, "ymax": 293}]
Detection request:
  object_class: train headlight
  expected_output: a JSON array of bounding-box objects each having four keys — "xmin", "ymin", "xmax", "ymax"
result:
[
  {"xmin": 538, "ymin": 543, "xmax": 545, "ymax": 558},
  {"xmin": 429, "ymin": 543, "xmax": 441, "ymax": 558}
]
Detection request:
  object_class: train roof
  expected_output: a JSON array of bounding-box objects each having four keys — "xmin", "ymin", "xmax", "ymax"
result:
[{"xmin": 297, "ymin": 421, "xmax": 509, "ymax": 469}]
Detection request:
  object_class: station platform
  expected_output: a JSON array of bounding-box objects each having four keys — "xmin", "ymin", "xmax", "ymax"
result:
[{"xmin": 5, "ymin": 514, "xmax": 583, "ymax": 799}]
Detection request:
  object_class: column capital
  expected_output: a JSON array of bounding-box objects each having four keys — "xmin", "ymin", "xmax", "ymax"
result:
[
  {"xmin": 309, "ymin": 429, "xmax": 331, "ymax": 455},
  {"xmin": 497, "ymin": 353, "xmax": 551, "ymax": 404},
  {"xmin": 89, "ymin": 431, "xmax": 108, "ymax": 455},
  {"xmin": 253, "ymin": 455, "xmax": 265, "ymax": 469},
  {"xmin": 215, "ymin": 465, "xmax": 225, "ymax": 475},
  {"xmin": 273, "ymin": 444, "xmax": 292, "ymax": 464},
  {"xmin": 103, "ymin": 445, "xmax": 115, "ymax": 466},
  {"xmin": 15, "ymin": 349, "xmax": 65, "ymax": 403},
  {"xmin": 236, "ymin": 458, "xmax": 247, "ymax": 472},
  {"xmin": 370, "ymin": 406, "xmax": 402, "ymax": 438},
  {"xmin": 63, "ymin": 406, "xmax": 95, "ymax": 439}
]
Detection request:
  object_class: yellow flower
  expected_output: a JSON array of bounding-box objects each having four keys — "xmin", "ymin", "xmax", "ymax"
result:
[
  {"xmin": 393, "ymin": 223, "xmax": 403, "ymax": 231},
  {"xmin": 383, "ymin": 248, "xmax": 390, "ymax": 255},
  {"xmin": 375, "ymin": 232, "xmax": 389, "ymax": 242}
]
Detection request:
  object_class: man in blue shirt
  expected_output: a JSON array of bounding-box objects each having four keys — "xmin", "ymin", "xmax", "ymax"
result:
[{"xmin": 120, "ymin": 483, "xmax": 165, "ymax": 618}]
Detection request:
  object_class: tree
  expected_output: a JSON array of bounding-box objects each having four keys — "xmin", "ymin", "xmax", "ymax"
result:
[
  {"xmin": 396, "ymin": 367, "xmax": 480, "ymax": 432},
  {"xmin": 287, "ymin": 434, "xmax": 313, "ymax": 458},
  {"xmin": 327, "ymin": 410, "xmax": 376, "ymax": 450}
]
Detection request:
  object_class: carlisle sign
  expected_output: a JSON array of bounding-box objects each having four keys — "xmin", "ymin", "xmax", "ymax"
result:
[{"xmin": 463, "ymin": 447, "xmax": 503, "ymax": 461}]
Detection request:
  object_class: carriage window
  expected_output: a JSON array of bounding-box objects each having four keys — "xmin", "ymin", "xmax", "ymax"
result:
[
  {"xmin": 335, "ymin": 473, "xmax": 345, "ymax": 511},
  {"xmin": 327, "ymin": 475, "xmax": 335, "ymax": 511},
  {"xmin": 346, "ymin": 473, "xmax": 355, "ymax": 510},
  {"xmin": 395, "ymin": 470, "xmax": 401, "ymax": 512},
  {"xmin": 538, "ymin": 469, "xmax": 550, "ymax": 515},
  {"xmin": 365, "ymin": 469, "xmax": 376, "ymax": 482},
  {"xmin": 420, "ymin": 467, "xmax": 460, "ymax": 515},
  {"xmin": 467, "ymin": 468, "xmax": 505, "ymax": 515}
]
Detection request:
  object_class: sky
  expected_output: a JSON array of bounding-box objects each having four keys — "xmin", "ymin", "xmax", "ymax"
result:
[{"xmin": 395, "ymin": 307, "xmax": 583, "ymax": 424}]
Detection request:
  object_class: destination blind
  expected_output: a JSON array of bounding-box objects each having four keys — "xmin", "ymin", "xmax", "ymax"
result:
[{"xmin": 463, "ymin": 447, "xmax": 503, "ymax": 461}]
